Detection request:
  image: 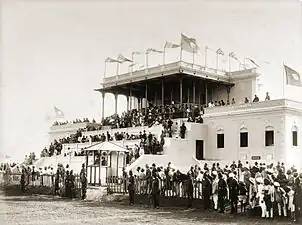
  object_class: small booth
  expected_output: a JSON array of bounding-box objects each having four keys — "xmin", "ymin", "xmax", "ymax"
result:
[{"xmin": 84, "ymin": 142, "xmax": 128, "ymax": 186}]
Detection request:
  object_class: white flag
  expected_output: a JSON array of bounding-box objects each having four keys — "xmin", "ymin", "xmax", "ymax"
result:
[
  {"xmin": 164, "ymin": 41, "xmax": 180, "ymax": 49},
  {"xmin": 129, "ymin": 63, "xmax": 136, "ymax": 68},
  {"xmin": 54, "ymin": 106, "xmax": 64, "ymax": 118},
  {"xmin": 228, "ymin": 52, "xmax": 238, "ymax": 60},
  {"xmin": 246, "ymin": 57, "xmax": 260, "ymax": 67},
  {"xmin": 181, "ymin": 33, "xmax": 199, "ymax": 53},
  {"xmin": 118, "ymin": 54, "xmax": 133, "ymax": 63},
  {"xmin": 105, "ymin": 57, "xmax": 121, "ymax": 63},
  {"xmin": 147, "ymin": 48, "xmax": 164, "ymax": 54},
  {"xmin": 139, "ymin": 65, "xmax": 145, "ymax": 69},
  {"xmin": 216, "ymin": 48, "xmax": 225, "ymax": 55},
  {"xmin": 132, "ymin": 52, "xmax": 144, "ymax": 55}
]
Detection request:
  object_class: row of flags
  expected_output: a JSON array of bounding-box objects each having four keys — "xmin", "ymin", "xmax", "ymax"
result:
[{"xmin": 104, "ymin": 33, "xmax": 262, "ymax": 74}]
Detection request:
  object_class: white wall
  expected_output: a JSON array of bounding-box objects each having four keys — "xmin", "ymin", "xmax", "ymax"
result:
[{"xmin": 284, "ymin": 112, "xmax": 302, "ymax": 167}]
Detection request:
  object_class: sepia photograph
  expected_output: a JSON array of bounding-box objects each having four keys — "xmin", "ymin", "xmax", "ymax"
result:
[{"xmin": 1, "ymin": 0, "xmax": 302, "ymax": 224}]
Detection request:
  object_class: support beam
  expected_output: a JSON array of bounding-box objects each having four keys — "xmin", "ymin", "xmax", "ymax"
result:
[
  {"xmin": 126, "ymin": 96, "xmax": 129, "ymax": 111},
  {"xmin": 114, "ymin": 93, "xmax": 118, "ymax": 114},
  {"xmin": 101, "ymin": 92, "xmax": 105, "ymax": 120},
  {"xmin": 161, "ymin": 79, "xmax": 164, "ymax": 106},
  {"xmin": 205, "ymin": 83, "xmax": 208, "ymax": 105},
  {"xmin": 155, "ymin": 91, "xmax": 157, "ymax": 106},
  {"xmin": 170, "ymin": 88, "xmax": 173, "ymax": 103},
  {"xmin": 187, "ymin": 87, "xmax": 190, "ymax": 104},
  {"xmin": 145, "ymin": 84, "xmax": 148, "ymax": 114},
  {"xmin": 193, "ymin": 81, "xmax": 196, "ymax": 104},
  {"xmin": 180, "ymin": 78, "xmax": 183, "ymax": 105},
  {"xmin": 116, "ymin": 152, "xmax": 119, "ymax": 177},
  {"xmin": 129, "ymin": 90, "xmax": 132, "ymax": 110}
]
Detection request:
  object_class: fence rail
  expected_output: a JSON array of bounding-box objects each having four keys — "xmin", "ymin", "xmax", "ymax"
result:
[
  {"xmin": 1, "ymin": 172, "xmax": 82, "ymax": 193},
  {"xmin": 106, "ymin": 176, "xmax": 203, "ymax": 199}
]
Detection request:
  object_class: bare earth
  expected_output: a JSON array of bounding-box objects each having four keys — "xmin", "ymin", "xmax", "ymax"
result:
[{"xmin": 0, "ymin": 190, "xmax": 298, "ymax": 225}]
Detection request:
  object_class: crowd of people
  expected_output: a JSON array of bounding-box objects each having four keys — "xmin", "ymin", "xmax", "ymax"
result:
[
  {"xmin": 52, "ymin": 118, "xmax": 94, "ymax": 126},
  {"xmin": 123, "ymin": 161, "xmax": 302, "ymax": 222},
  {"xmin": 13, "ymin": 163, "xmax": 87, "ymax": 200},
  {"xmin": 102, "ymin": 103, "xmax": 204, "ymax": 129},
  {"xmin": 208, "ymin": 92, "xmax": 271, "ymax": 108}
]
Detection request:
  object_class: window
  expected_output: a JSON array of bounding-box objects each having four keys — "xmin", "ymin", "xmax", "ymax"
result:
[
  {"xmin": 265, "ymin": 130, "xmax": 274, "ymax": 146},
  {"xmin": 293, "ymin": 131, "xmax": 298, "ymax": 147},
  {"xmin": 240, "ymin": 132, "xmax": 248, "ymax": 147},
  {"xmin": 217, "ymin": 134, "xmax": 224, "ymax": 148}
]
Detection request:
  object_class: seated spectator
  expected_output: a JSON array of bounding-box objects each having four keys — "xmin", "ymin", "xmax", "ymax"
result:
[
  {"xmin": 244, "ymin": 97, "xmax": 249, "ymax": 103},
  {"xmin": 253, "ymin": 94, "xmax": 259, "ymax": 103}
]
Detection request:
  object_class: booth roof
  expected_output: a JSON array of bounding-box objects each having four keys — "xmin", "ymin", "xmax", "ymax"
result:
[{"xmin": 83, "ymin": 141, "xmax": 129, "ymax": 152}]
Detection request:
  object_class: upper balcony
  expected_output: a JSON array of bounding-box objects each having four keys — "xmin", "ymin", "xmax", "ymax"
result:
[
  {"xmin": 101, "ymin": 61, "xmax": 236, "ymax": 89},
  {"xmin": 204, "ymin": 99, "xmax": 302, "ymax": 117}
]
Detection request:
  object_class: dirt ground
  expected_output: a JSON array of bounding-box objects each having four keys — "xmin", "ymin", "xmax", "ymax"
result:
[{"xmin": 0, "ymin": 189, "xmax": 300, "ymax": 225}]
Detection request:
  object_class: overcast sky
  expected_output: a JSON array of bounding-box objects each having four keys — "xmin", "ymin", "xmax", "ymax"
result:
[{"xmin": 1, "ymin": 0, "xmax": 302, "ymax": 161}]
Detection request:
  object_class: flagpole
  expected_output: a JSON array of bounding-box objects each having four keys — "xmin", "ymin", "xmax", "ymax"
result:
[
  {"xmin": 116, "ymin": 62, "xmax": 119, "ymax": 75},
  {"xmin": 104, "ymin": 61, "xmax": 107, "ymax": 78},
  {"xmin": 216, "ymin": 53, "xmax": 219, "ymax": 71},
  {"xmin": 205, "ymin": 46, "xmax": 208, "ymax": 68},
  {"xmin": 163, "ymin": 47, "xmax": 166, "ymax": 65},
  {"xmin": 192, "ymin": 50, "xmax": 195, "ymax": 67},
  {"xmin": 228, "ymin": 55, "xmax": 231, "ymax": 72},
  {"xmin": 131, "ymin": 53, "xmax": 134, "ymax": 73},
  {"xmin": 146, "ymin": 51, "xmax": 149, "ymax": 69},
  {"xmin": 282, "ymin": 62, "xmax": 285, "ymax": 99}
]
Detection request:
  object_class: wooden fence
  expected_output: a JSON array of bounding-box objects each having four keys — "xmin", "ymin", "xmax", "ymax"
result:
[{"xmin": 106, "ymin": 176, "xmax": 203, "ymax": 199}]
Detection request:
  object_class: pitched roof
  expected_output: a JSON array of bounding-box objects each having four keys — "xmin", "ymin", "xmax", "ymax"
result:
[{"xmin": 83, "ymin": 141, "xmax": 128, "ymax": 152}]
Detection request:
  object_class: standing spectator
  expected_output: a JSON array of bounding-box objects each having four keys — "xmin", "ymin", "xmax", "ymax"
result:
[
  {"xmin": 265, "ymin": 92, "xmax": 271, "ymax": 101},
  {"xmin": 128, "ymin": 170, "xmax": 135, "ymax": 205},
  {"xmin": 218, "ymin": 172, "xmax": 228, "ymax": 213},
  {"xmin": 152, "ymin": 172, "xmax": 160, "ymax": 209},
  {"xmin": 180, "ymin": 123, "xmax": 187, "ymax": 139}
]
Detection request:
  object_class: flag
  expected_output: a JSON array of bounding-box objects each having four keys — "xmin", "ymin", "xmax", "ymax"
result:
[
  {"xmin": 132, "ymin": 52, "xmax": 144, "ymax": 55},
  {"xmin": 117, "ymin": 54, "xmax": 133, "ymax": 63},
  {"xmin": 146, "ymin": 48, "xmax": 164, "ymax": 54},
  {"xmin": 105, "ymin": 57, "xmax": 121, "ymax": 63},
  {"xmin": 54, "ymin": 106, "xmax": 64, "ymax": 118},
  {"xmin": 164, "ymin": 41, "xmax": 180, "ymax": 49},
  {"xmin": 246, "ymin": 57, "xmax": 260, "ymax": 67},
  {"xmin": 284, "ymin": 65, "xmax": 302, "ymax": 87},
  {"xmin": 216, "ymin": 48, "xmax": 225, "ymax": 55},
  {"xmin": 139, "ymin": 65, "xmax": 145, "ymax": 69},
  {"xmin": 129, "ymin": 63, "xmax": 136, "ymax": 67},
  {"xmin": 181, "ymin": 33, "xmax": 199, "ymax": 53},
  {"xmin": 229, "ymin": 52, "xmax": 238, "ymax": 60}
]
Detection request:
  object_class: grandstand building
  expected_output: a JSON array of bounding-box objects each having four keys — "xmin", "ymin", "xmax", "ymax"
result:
[{"xmin": 37, "ymin": 60, "xmax": 302, "ymax": 185}]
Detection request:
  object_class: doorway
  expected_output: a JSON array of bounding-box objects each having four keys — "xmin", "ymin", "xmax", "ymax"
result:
[{"xmin": 196, "ymin": 140, "xmax": 204, "ymax": 160}]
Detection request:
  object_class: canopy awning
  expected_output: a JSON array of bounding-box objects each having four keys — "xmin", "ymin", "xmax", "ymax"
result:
[{"xmin": 83, "ymin": 141, "xmax": 129, "ymax": 152}]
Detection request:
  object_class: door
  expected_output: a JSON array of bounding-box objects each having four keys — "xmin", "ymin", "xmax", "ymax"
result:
[{"xmin": 196, "ymin": 140, "xmax": 204, "ymax": 160}]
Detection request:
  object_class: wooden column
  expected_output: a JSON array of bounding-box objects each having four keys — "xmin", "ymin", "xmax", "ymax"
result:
[
  {"xmin": 193, "ymin": 81, "xmax": 196, "ymax": 104},
  {"xmin": 161, "ymin": 79, "xmax": 164, "ymax": 106},
  {"xmin": 129, "ymin": 90, "xmax": 132, "ymax": 110},
  {"xmin": 187, "ymin": 87, "xmax": 190, "ymax": 104},
  {"xmin": 126, "ymin": 96, "xmax": 129, "ymax": 111},
  {"xmin": 155, "ymin": 91, "xmax": 157, "ymax": 106},
  {"xmin": 205, "ymin": 83, "xmax": 208, "ymax": 105},
  {"xmin": 101, "ymin": 92, "xmax": 105, "ymax": 120},
  {"xmin": 99, "ymin": 151, "xmax": 102, "ymax": 186},
  {"xmin": 170, "ymin": 88, "xmax": 173, "ymax": 103},
  {"xmin": 93, "ymin": 151, "xmax": 96, "ymax": 185},
  {"xmin": 180, "ymin": 78, "xmax": 183, "ymax": 105},
  {"xmin": 145, "ymin": 84, "xmax": 148, "ymax": 114},
  {"xmin": 114, "ymin": 93, "xmax": 118, "ymax": 114},
  {"xmin": 116, "ymin": 152, "xmax": 120, "ymax": 177}
]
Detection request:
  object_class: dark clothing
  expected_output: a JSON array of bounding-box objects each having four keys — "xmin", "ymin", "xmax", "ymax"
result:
[
  {"xmin": 202, "ymin": 176, "xmax": 212, "ymax": 210},
  {"xmin": 128, "ymin": 175, "xmax": 135, "ymax": 205},
  {"xmin": 187, "ymin": 178, "xmax": 194, "ymax": 208},
  {"xmin": 228, "ymin": 178, "xmax": 239, "ymax": 214},
  {"xmin": 152, "ymin": 177, "xmax": 160, "ymax": 208},
  {"xmin": 218, "ymin": 178, "xmax": 228, "ymax": 213}
]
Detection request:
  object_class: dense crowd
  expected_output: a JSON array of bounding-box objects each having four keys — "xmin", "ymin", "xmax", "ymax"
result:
[
  {"xmin": 102, "ymin": 103, "xmax": 204, "ymax": 129},
  {"xmin": 124, "ymin": 161, "xmax": 302, "ymax": 222},
  {"xmin": 52, "ymin": 118, "xmax": 95, "ymax": 126}
]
